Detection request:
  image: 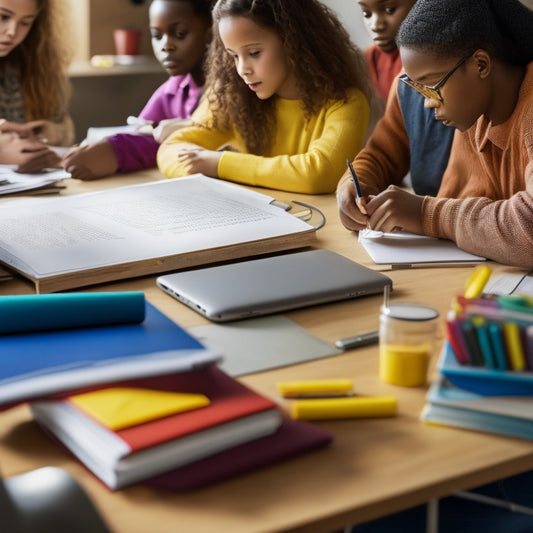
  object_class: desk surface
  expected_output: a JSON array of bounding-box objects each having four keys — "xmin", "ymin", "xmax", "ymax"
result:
[{"xmin": 1, "ymin": 172, "xmax": 532, "ymax": 533}]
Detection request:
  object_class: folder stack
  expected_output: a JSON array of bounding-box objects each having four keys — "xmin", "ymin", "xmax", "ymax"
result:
[{"xmin": 0, "ymin": 292, "xmax": 332, "ymax": 490}]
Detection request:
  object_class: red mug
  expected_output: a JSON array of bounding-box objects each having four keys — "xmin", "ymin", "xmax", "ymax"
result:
[{"xmin": 113, "ymin": 28, "xmax": 140, "ymax": 56}]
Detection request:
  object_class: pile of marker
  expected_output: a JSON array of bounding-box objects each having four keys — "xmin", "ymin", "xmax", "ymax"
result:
[
  {"xmin": 446, "ymin": 266, "xmax": 533, "ymax": 371},
  {"xmin": 276, "ymin": 379, "xmax": 397, "ymax": 420}
]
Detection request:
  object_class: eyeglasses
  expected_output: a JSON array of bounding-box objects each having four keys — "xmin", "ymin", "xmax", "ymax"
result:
[{"xmin": 399, "ymin": 54, "xmax": 472, "ymax": 102}]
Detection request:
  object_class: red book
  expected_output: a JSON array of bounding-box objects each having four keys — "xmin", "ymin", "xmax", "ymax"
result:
[{"xmin": 30, "ymin": 365, "xmax": 282, "ymax": 490}]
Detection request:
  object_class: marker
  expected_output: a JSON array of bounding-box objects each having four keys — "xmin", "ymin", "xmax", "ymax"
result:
[
  {"xmin": 335, "ymin": 330, "xmax": 379, "ymax": 350},
  {"xmin": 290, "ymin": 396, "xmax": 397, "ymax": 420},
  {"xmin": 464, "ymin": 264, "xmax": 492, "ymax": 299},
  {"xmin": 277, "ymin": 379, "xmax": 353, "ymax": 398}
]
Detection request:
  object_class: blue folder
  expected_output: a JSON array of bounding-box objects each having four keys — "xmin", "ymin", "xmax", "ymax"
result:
[{"xmin": 0, "ymin": 302, "xmax": 218, "ymax": 408}]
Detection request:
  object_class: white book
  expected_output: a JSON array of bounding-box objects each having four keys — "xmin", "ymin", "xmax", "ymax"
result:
[{"xmin": 30, "ymin": 365, "xmax": 283, "ymax": 490}]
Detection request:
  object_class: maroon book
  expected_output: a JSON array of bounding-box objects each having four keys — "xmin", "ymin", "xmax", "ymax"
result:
[{"xmin": 144, "ymin": 416, "xmax": 333, "ymax": 491}]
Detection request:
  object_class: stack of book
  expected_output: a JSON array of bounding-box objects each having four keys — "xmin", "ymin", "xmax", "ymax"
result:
[
  {"xmin": 421, "ymin": 289, "xmax": 533, "ymax": 440},
  {"xmin": 1, "ymin": 293, "xmax": 332, "ymax": 490}
]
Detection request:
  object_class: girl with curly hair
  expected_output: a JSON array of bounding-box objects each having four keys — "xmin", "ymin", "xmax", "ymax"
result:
[
  {"xmin": 157, "ymin": 0, "xmax": 374, "ymax": 194},
  {"xmin": 0, "ymin": 0, "xmax": 73, "ymax": 173}
]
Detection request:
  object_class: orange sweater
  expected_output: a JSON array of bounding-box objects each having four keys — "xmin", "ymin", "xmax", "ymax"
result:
[{"xmin": 422, "ymin": 61, "xmax": 533, "ymax": 268}]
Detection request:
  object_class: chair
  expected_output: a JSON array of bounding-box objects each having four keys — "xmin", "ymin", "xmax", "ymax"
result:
[{"xmin": 0, "ymin": 466, "xmax": 112, "ymax": 533}]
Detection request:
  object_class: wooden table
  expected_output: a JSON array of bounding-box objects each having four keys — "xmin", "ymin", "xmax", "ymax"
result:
[{"xmin": 1, "ymin": 171, "xmax": 531, "ymax": 533}]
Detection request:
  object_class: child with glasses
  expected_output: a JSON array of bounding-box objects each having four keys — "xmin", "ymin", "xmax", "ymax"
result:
[
  {"xmin": 338, "ymin": 0, "xmax": 533, "ymax": 268},
  {"xmin": 337, "ymin": 5, "xmax": 455, "ymax": 208},
  {"xmin": 157, "ymin": 0, "xmax": 375, "ymax": 194}
]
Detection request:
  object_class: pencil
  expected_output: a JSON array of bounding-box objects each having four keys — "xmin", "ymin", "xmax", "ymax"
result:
[{"xmin": 346, "ymin": 158, "xmax": 362, "ymax": 198}]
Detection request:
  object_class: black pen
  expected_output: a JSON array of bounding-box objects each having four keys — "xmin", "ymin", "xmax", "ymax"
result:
[
  {"xmin": 346, "ymin": 158, "xmax": 362, "ymax": 199},
  {"xmin": 335, "ymin": 330, "xmax": 379, "ymax": 350},
  {"xmin": 346, "ymin": 158, "xmax": 367, "ymax": 215}
]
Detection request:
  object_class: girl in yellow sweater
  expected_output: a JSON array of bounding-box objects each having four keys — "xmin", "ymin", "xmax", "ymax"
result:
[{"xmin": 157, "ymin": 0, "xmax": 374, "ymax": 194}]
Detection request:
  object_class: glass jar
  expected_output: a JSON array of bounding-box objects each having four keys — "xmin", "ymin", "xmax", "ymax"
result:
[{"xmin": 379, "ymin": 304, "xmax": 440, "ymax": 387}]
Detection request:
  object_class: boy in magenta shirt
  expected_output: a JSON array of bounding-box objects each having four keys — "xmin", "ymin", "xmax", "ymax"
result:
[{"xmin": 63, "ymin": 0, "xmax": 211, "ymax": 180}]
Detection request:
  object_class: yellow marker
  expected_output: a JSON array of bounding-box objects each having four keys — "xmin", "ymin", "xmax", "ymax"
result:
[
  {"xmin": 464, "ymin": 265, "xmax": 492, "ymax": 299},
  {"xmin": 277, "ymin": 379, "xmax": 353, "ymax": 398},
  {"xmin": 452, "ymin": 264, "xmax": 492, "ymax": 313},
  {"xmin": 290, "ymin": 396, "xmax": 396, "ymax": 420},
  {"xmin": 503, "ymin": 322, "xmax": 527, "ymax": 371}
]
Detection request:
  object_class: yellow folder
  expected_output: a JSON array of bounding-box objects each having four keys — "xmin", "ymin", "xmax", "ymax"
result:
[{"xmin": 69, "ymin": 388, "xmax": 210, "ymax": 430}]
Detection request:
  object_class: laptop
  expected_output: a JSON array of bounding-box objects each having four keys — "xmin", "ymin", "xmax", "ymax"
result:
[{"xmin": 156, "ymin": 249, "xmax": 392, "ymax": 322}]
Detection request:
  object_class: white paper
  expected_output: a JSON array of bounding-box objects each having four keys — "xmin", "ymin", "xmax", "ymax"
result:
[
  {"xmin": 0, "ymin": 175, "xmax": 312, "ymax": 278},
  {"xmin": 483, "ymin": 272, "xmax": 533, "ymax": 296},
  {"xmin": 358, "ymin": 229, "xmax": 486, "ymax": 265},
  {"xmin": 0, "ymin": 165, "xmax": 69, "ymax": 195},
  {"xmin": 84, "ymin": 124, "xmax": 152, "ymax": 144}
]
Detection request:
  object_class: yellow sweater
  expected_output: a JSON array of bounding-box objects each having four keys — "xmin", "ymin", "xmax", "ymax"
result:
[{"xmin": 157, "ymin": 88, "xmax": 369, "ymax": 194}]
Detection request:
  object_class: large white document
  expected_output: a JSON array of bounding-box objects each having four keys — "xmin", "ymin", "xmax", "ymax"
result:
[{"xmin": 0, "ymin": 175, "xmax": 317, "ymax": 292}]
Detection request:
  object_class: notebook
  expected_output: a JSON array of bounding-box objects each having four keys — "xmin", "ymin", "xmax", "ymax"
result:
[
  {"xmin": 358, "ymin": 229, "xmax": 486, "ymax": 266},
  {"xmin": 156, "ymin": 249, "xmax": 392, "ymax": 322}
]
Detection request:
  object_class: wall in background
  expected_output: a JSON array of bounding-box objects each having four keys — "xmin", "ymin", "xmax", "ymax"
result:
[
  {"xmin": 67, "ymin": 0, "xmax": 153, "ymax": 61},
  {"xmin": 321, "ymin": 0, "xmax": 372, "ymax": 50},
  {"xmin": 66, "ymin": 0, "xmax": 372, "ymax": 63}
]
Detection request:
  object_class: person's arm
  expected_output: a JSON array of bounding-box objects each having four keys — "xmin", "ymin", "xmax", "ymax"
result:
[
  {"xmin": 157, "ymin": 98, "xmax": 234, "ymax": 178},
  {"xmin": 0, "ymin": 136, "xmax": 61, "ymax": 173},
  {"xmin": 216, "ymin": 89, "xmax": 369, "ymax": 194},
  {"xmin": 337, "ymin": 76, "xmax": 411, "ymax": 230},
  {"xmin": 421, "ymin": 162, "xmax": 533, "ymax": 268},
  {"xmin": 0, "ymin": 115, "xmax": 74, "ymax": 147}
]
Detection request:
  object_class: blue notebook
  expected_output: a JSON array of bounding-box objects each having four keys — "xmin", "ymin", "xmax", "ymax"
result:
[
  {"xmin": 421, "ymin": 376, "xmax": 533, "ymax": 441},
  {"xmin": 0, "ymin": 302, "xmax": 218, "ymax": 408}
]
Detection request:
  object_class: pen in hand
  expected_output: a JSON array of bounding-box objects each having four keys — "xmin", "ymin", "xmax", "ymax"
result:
[{"xmin": 345, "ymin": 158, "xmax": 367, "ymax": 215}]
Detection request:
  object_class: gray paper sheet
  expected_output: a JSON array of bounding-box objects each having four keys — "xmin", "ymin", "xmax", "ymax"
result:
[{"xmin": 189, "ymin": 315, "xmax": 342, "ymax": 376}]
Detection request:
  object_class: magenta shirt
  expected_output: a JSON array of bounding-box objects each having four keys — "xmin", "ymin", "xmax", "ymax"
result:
[{"xmin": 110, "ymin": 73, "xmax": 202, "ymax": 173}]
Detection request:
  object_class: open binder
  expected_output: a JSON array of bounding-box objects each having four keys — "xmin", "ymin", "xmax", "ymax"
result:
[{"xmin": 0, "ymin": 175, "xmax": 324, "ymax": 293}]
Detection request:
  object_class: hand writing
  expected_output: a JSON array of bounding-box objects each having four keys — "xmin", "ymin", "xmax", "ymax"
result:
[
  {"xmin": 365, "ymin": 185, "xmax": 425, "ymax": 235},
  {"xmin": 337, "ymin": 175, "xmax": 369, "ymax": 231}
]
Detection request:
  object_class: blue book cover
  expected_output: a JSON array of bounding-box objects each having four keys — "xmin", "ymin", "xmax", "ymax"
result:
[
  {"xmin": 0, "ymin": 302, "xmax": 218, "ymax": 407},
  {"xmin": 421, "ymin": 376, "xmax": 533, "ymax": 440}
]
